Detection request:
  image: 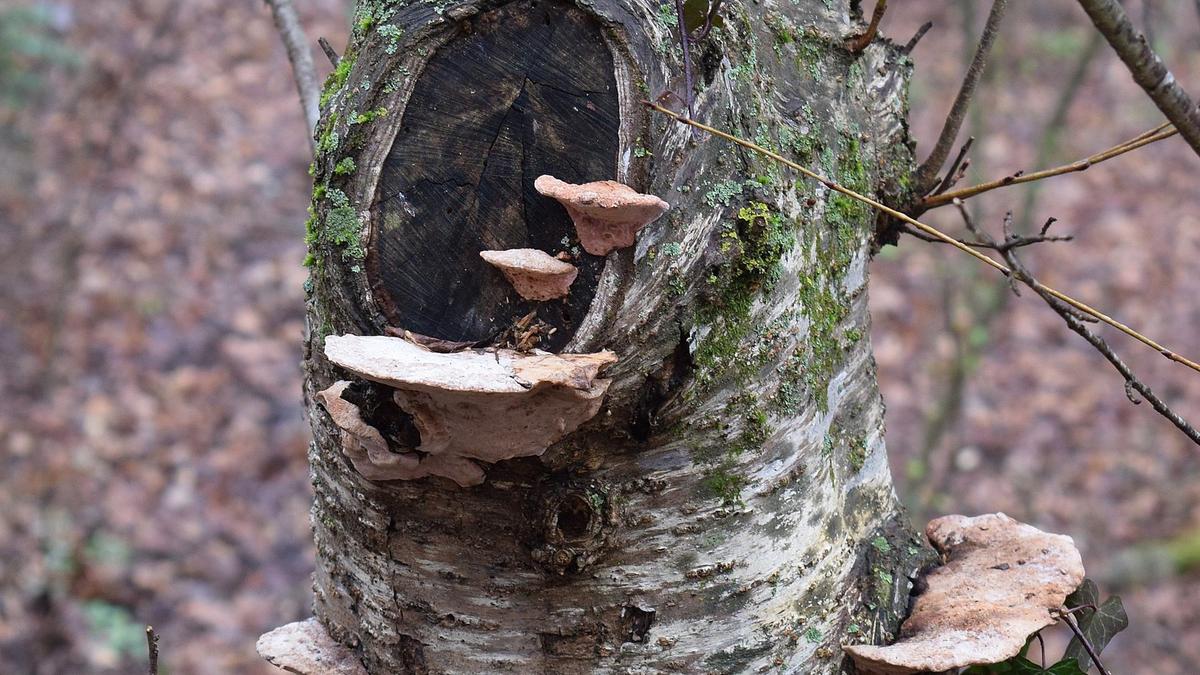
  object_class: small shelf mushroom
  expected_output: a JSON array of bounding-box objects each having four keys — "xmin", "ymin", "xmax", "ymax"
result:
[
  {"xmin": 319, "ymin": 334, "xmax": 616, "ymax": 487},
  {"xmin": 257, "ymin": 618, "xmax": 366, "ymax": 675},
  {"xmin": 534, "ymin": 174, "xmax": 669, "ymax": 256},
  {"xmin": 480, "ymin": 248, "xmax": 579, "ymax": 301},
  {"xmin": 844, "ymin": 513, "xmax": 1085, "ymax": 675}
]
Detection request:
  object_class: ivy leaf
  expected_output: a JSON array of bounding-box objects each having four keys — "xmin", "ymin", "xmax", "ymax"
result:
[
  {"xmin": 1038, "ymin": 659, "xmax": 1089, "ymax": 675},
  {"xmin": 1065, "ymin": 577, "xmax": 1099, "ymax": 611},
  {"xmin": 1064, "ymin": 595, "xmax": 1129, "ymax": 671}
]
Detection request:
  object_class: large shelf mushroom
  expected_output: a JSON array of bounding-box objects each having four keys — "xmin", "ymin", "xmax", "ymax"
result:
[
  {"xmin": 535, "ymin": 175, "xmax": 669, "ymax": 256},
  {"xmin": 845, "ymin": 513, "xmax": 1085, "ymax": 675},
  {"xmin": 317, "ymin": 334, "xmax": 616, "ymax": 487}
]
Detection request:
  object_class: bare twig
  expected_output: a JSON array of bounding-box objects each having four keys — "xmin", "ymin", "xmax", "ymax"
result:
[
  {"xmin": 929, "ymin": 136, "xmax": 974, "ymax": 196},
  {"xmin": 901, "ymin": 223, "xmax": 1072, "ymax": 252},
  {"xmin": 689, "ymin": 0, "xmax": 724, "ymax": 42},
  {"xmin": 146, "ymin": 625, "xmax": 160, "ymax": 675},
  {"xmin": 911, "ymin": 0, "xmax": 1010, "ymax": 194},
  {"xmin": 644, "ymin": 100, "xmax": 1200, "ymax": 375},
  {"xmin": 673, "ymin": 0, "xmax": 695, "ymax": 119},
  {"xmin": 1058, "ymin": 610, "xmax": 1114, "ymax": 675},
  {"xmin": 847, "ymin": 0, "xmax": 888, "ymax": 53},
  {"xmin": 264, "ymin": 0, "xmax": 319, "ymax": 146},
  {"xmin": 1077, "ymin": 0, "xmax": 1200, "ymax": 157},
  {"xmin": 958, "ymin": 203, "xmax": 1200, "ymax": 446},
  {"xmin": 318, "ymin": 37, "xmax": 340, "ymax": 67},
  {"xmin": 924, "ymin": 123, "xmax": 1177, "ymax": 208},
  {"xmin": 902, "ymin": 21, "xmax": 933, "ymax": 54}
]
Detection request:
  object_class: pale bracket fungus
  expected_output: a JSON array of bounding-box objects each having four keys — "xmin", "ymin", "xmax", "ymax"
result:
[
  {"xmin": 480, "ymin": 248, "xmax": 579, "ymax": 301},
  {"xmin": 257, "ymin": 618, "xmax": 367, "ymax": 675},
  {"xmin": 845, "ymin": 513, "xmax": 1086, "ymax": 675},
  {"xmin": 534, "ymin": 174, "xmax": 669, "ymax": 256},
  {"xmin": 319, "ymin": 334, "xmax": 616, "ymax": 487}
]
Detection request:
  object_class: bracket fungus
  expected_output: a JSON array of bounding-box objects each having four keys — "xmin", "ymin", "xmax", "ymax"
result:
[
  {"xmin": 319, "ymin": 334, "xmax": 616, "ymax": 487},
  {"xmin": 534, "ymin": 174, "xmax": 669, "ymax": 256},
  {"xmin": 845, "ymin": 513, "xmax": 1085, "ymax": 675},
  {"xmin": 257, "ymin": 618, "xmax": 366, "ymax": 675},
  {"xmin": 480, "ymin": 248, "xmax": 579, "ymax": 301}
]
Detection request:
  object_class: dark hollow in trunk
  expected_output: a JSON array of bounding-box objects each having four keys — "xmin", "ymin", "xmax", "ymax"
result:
[{"xmin": 370, "ymin": 0, "xmax": 619, "ymax": 349}]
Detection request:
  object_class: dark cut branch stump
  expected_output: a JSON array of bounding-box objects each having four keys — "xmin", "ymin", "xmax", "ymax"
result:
[
  {"xmin": 370, "ymin": 0, "xmax": 618, "ymax": 350},
  {"xmin": 289, "ymin": 0, "xmax": 931, "ymax": 672}
]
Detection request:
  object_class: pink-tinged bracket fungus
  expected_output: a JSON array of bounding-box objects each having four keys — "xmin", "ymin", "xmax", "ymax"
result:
[
  {"xmin": 480, "ymin": 248, "xmax": 579, "ymax": 301},
  {"xmin": 845, "ymin": 513, "xmax": 1086, "ymax": 675},
  {"xmin": 319, "ymin": 334, "xmax": 616, "ymax": 487},
  {"xmin": 257, "ymin": 618, "xmax": 366, "ymax": 675},
  {"xmin": 534, "ymin": 174, "xmax": 669, "ymax": 256},
  {"xmin": 316, "ymin": 380, "xmax": 485, "ymax": 487}
]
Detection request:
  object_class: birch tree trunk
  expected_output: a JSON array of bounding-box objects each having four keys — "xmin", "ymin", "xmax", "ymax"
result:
[{"xmin": 297, "ymin": 0, "xmax": 929, "ymax": 672}]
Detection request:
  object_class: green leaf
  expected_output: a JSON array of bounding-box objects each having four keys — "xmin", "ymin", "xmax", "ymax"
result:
[
  {"xmin": 1065, "ymin": 578, "xmax": 1099, "ymax": 612},
  {"xmin": 1064, "ymin": 595, "xmax": 1129, "ymax": 671}
]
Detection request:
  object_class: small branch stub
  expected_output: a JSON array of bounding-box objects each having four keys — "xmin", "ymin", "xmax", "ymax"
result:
[
  {"xmin": 480, "ymin": 248, "xmax": 579, "ymax": 301},
  {"xmin": 528, "ymin": 478, "xmax": 619, "ymax": 575},
  {"xmin": 534, "ymin": 175, "xmax": 669, "ymax": 256}
]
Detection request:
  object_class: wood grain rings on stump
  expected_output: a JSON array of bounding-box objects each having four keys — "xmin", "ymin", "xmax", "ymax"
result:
[{"xmin": 369, "ymin": 0, "xmax": 620, "ymax": 351}]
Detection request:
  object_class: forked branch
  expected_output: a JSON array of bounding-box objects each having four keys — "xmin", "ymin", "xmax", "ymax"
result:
[
  {"xmin": 957, "ymin": 202, "xmax": 1200, "ymax": 446},
  {"xmin": 923, "ymin": 122, "xmax": 1177, "ymax": 209},
  {"xmin": 911, "ymin": 0, "xmax": 1010, "ymax": 194},
  {"xmin": 264, "ymin": 0, "xmax": 320, "ymax": 147},
  {"xmin": 1077, "ymin": 0, "xmax": 1200, "ymax": 157}
]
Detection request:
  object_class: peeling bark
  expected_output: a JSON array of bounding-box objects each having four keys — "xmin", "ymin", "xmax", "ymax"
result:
[{"xmin": 296, "ymin": 0, "xmax": 930, "ymax": 672}]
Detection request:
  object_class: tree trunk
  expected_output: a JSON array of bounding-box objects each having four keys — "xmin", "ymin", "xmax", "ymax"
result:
[{"xmin": 298, "ymin": 0, "xmax": 929, "ymax": 672}]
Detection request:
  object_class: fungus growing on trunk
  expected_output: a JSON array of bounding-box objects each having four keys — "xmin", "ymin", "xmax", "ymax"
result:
[
  {"xmin": 845, "ymin": 513, "xmax": 1086, "ymax": 675},
  {"xmin": 534, "ymin": 174, "xmax": 669, "ymax": 256},
  {"xmin": 316, "ymin": 380, "xmax": 485, "ymax": 486},
  {"xmin": 257, "ymin": 618, "xmax": 366, "ymax": 675},
  {"xmin": 321, "ymin": 334, "xmax": 616, "ymax": 486},
  {"xmin": 480, "ymin": 248, "xmax": 579, "ymax": 301}
]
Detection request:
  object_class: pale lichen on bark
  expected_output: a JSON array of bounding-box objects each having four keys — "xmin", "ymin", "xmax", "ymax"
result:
[{"xmin": 293, "ymin": 0, "xmax": 931, "ymax": 672}]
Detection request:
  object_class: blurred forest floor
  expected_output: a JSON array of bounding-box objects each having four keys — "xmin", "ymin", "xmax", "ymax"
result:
[{"xmin": 0, "ymin": 0, "xmax": 1197, "ymax": 673}]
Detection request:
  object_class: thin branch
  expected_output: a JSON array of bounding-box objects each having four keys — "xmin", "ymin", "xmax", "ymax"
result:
[
  {"xmin": 1077, "ymin": 0, "xmax": 1200, "ymax": 157},
  {"xmin": 847, "ymin": 0, "xmax": 888, "ymax": 53},
  {"xmin": 318, "ymin": 37, "xmax": 340, "ymax": 67},
  {"xmin": 689, "ymin": 0, "xmax": 724, "ymax": 42},
  {"xmin": 1058, "ymin": 609, "xmax": 1114, "ymax": 675},
  {"xmin": 901, "ymin": 223, "xmax": 1072, "ymax": 252},
  {"xmin": 644, "ymin": 100, "xmax": 1200, "ymax": 376},
  {"xmin": 929, "ymin": 136, "xmax": 973, "ymax": 196},
  {"xmin": 959, "ymin": 203, "xmax": 1200, "ymax": 446},
  {"xmin": 911, "ymin": 0, "xmax": 1010, "ymax": 194},
  {"xmin": 911, "ymin": 37, "xmax": 1102, "ymax": 486},
  {"xmin": 673, "ymin": 0, "xmax": 695, "ymax": 119},
  {"xmin": 264, "ymin": 0, "xmax": 319, "ymax": 147},
  {"xmin": 902, "ymin": 21, "xmax": 933, "ymax": 54},
  {"xmin": 924, "ymin": 123, "xmax": 1176, "ymax": 208},
  {"xmin": 146, "ymin": 625, "xmax": 160, "ymax": 675}
]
